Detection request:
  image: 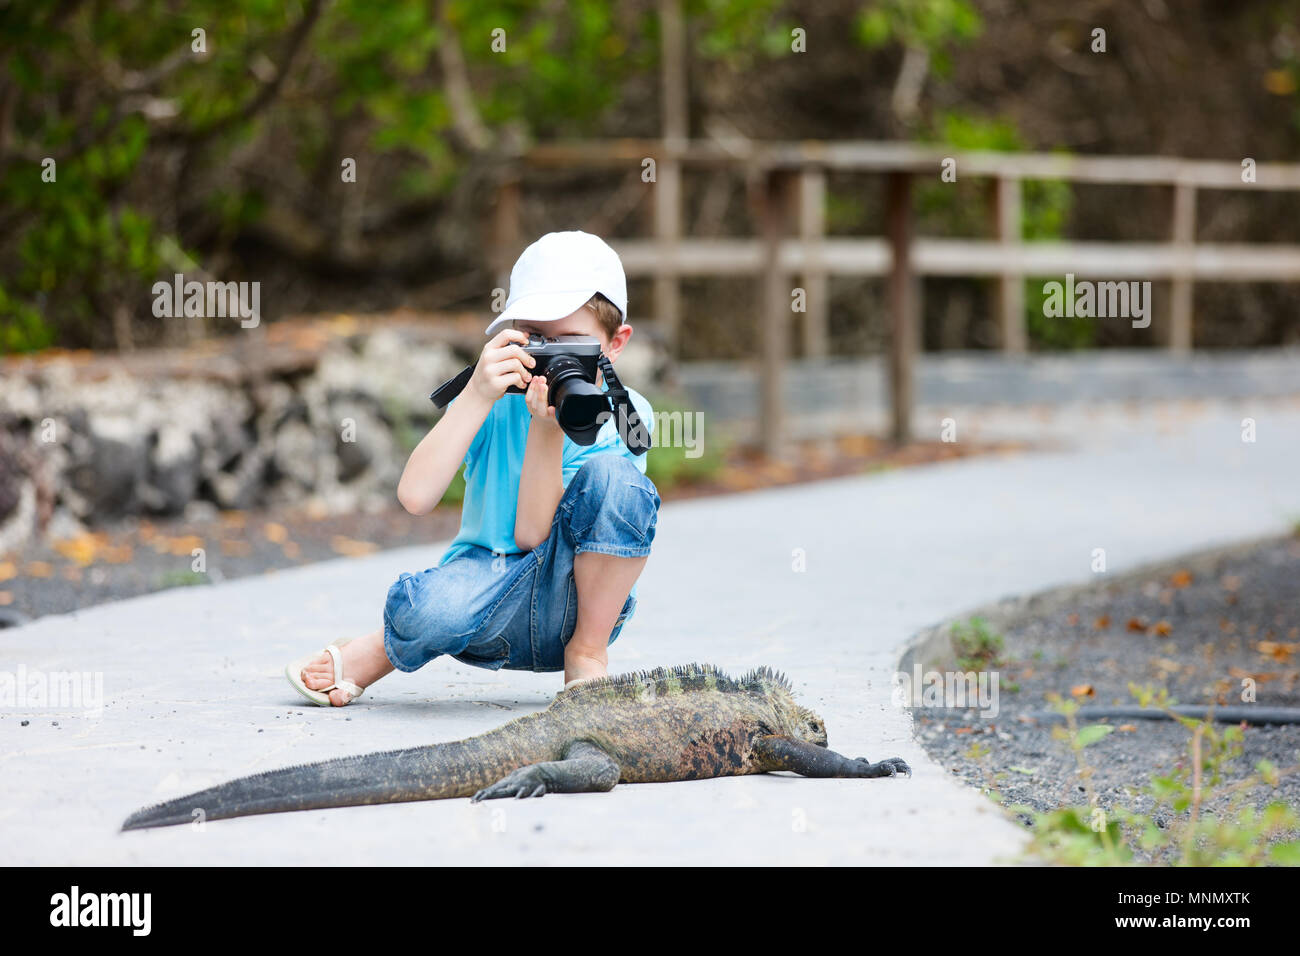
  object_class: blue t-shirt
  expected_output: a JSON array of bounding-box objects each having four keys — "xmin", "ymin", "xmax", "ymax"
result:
[{"xmin": 439, "ymin": 383, "xmax": 654, "ymax": 568}]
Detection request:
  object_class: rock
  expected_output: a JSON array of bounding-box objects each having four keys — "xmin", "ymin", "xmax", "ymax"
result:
[
  {"xmin": 331, "ymin": 400, "xmax": 397, "ymax": 486},
  {"xmin": 270, "ymin": 419, "xmax": 321, "ymax": 491},
  {"xmin": 210, "ymin": 443, "xmax": 269, "ymax": 510},
  {"xmin": 0, "ymin": 376, "xmax": 41, "ymax": 420},
  {"xmin": 43, "ymin": 507, "xmax": 87, "ymax": 541},
  {"xmin": 0, "ymin": 428, "xmax": 25, "ymax": 522},
  {"xmin": 142, "ymin": 424, "xmax": 201, "ymax": 513},
  {"xmin": 0, "ymin": 477, "xmax": 36, "ymax": 555},
  {"xmin": 182, "ymin": 500, "xmax": 219, "ymax": 524},
  {"xmin": 67, "ymin": 416, "xmax": 149, "ymax": 517},
  {"xmin": 311, "ymin": 329, "xmax": 460, "ymax": 419}
]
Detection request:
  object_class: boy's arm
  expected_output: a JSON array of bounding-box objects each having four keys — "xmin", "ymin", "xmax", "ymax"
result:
[
  {"xmin": 397, "ymin": 329, "xmax": 534, "ymax": 515},
  {"xmin": 515, "ymin": 375, "xmax": 565, "ymax": 550}
]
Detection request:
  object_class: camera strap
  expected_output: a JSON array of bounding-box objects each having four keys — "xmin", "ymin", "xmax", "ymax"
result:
[
  {"xmin": 598, "ymin": 355, "xmax": 651, "ymax": 456},
  {"xmin": 429, "ymin": 363, "xmax": 475, "ymax": 409}
]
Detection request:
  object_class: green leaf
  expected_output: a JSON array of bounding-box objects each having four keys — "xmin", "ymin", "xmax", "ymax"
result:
[
  {"xmin": 1269, "ymin": 841, "xmax": 1300, "ymax": 865},
  {"xmin": 1074, "ymin": 724, "xmax": 1114, "ymax": 748}
]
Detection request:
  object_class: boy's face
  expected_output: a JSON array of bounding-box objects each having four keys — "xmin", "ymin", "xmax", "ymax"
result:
[{"xmin": 511, "ymin": 305, "xmax": 632, "ymax": 363}]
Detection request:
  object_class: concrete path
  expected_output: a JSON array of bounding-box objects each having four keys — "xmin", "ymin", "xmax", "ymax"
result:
[{"xmin": 3, "ymin": 398, "xmax": 1299, "ymax": 864}]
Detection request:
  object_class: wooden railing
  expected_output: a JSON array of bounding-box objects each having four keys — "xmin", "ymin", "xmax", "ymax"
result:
[{"xmin": 493, "ymin": 139, "xmax": 1300, "ymax": 450}]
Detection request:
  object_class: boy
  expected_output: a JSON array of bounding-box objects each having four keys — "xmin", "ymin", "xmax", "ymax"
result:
[{"xmin": 287, "ymin": 231, "xmax": 660, "ymax": 705}]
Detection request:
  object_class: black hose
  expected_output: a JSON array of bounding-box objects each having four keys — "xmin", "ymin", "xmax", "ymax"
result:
[{"xmin": 1024, "ymin": 706, "xmax": 1300, "ymax": 725}]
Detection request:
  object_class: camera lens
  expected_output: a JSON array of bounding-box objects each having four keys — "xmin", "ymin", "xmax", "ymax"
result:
[{"xmin": 544, "ymin": 356, "xmax": 609, "ymax": 445}]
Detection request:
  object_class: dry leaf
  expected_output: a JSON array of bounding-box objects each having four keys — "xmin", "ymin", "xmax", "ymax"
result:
[
  {"xmin": 1126, "ymin": 617, "xmax": 1147, "ymax": 632},
  {"xmin": 330, "ymin": 536, "xmax": 378, "ymax": 557},
  {"xmin": 1117, "ymin": 724, "xmax": 1137, "ymax": 733},
  {"xmin": 165, "ymin": 535, "xmax": 203, "ymax": 556},
  {"xmin": 0, "ymin": 561, "xmax": 15, "ymax": 582},
  {"xmin": 1150, "ymin": 620, "xmax": 1173, "ymax": 637},
  {"xmin": 1070, "ymin": 684, "xmax": 1095, "ymax": 698},
  {"xmin": 0, "ymin": 591, "xmax": 12, "ymax": 605},
  {"xmin": 263, "ymin": 523, "xmax": 289, "ymax": 543},
  {"xmin": 103, "ymin": 544, "xmax": 133, "ymax": 564},
  {"xmin": 1170, "ymin": 570, "xmax": 1193, "ymax": 588},
  {"xmin": 24, "ymin": 561, "xmax": 53, "ymax": 578},
  {"xmin": 1256, "ymin": 642, "xmax": 1297, "ymax": 663},
  {"xmin": 52, "ymin": 537, "xmax": 94, "ymax": 566},
  {"xmin": 1094, "ymin": 615, "xmax": 1111, "ymax": 630}
]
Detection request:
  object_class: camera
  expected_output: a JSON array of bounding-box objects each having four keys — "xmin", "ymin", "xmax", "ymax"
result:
[
  {"xmin": 505, "ymin": 334, "xmax": 608, "ymax": 443},
  {"xmin": 429, "ymin": 333, "xmax": 650, "ymax": 453}
]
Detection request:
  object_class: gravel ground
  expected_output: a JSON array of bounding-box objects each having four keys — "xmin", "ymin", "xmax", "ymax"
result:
[{"xmin": 912, "ymin": 535, "xmax": 1300, "ymax": 860}]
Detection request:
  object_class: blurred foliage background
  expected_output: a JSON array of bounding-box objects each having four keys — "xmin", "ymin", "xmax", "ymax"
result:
[{"xmin": 3, "ymin": 0, "xmax": 1300, "ymax": 356}]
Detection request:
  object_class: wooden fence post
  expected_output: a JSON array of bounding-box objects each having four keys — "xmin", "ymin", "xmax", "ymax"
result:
[
  {"xmin": 490, "ymin": 175, "xmax": 521, "ymax": 297},
  {"xmin": 885, "ymin": 170, "xmax": 915, "ymax": 444},
  {"xmin": 994, "ymin": 175, "xmax": 1026, "ymax": 352},
  {"xmin": 655, "ymin": 0, "xmax": 686, "ymax": 351},
  {"xmin": 798, "ymin": 167, "xmax": 829, "ymax": 358},
  {"xmin": 759, "ymin": 168, "xmax": 795, "ymax": 457},
  {"xmin": 653, "ymin": 158, "xmax": 682, "ymax": 349},
  {"xmin": 1170, "ymin": 180, "xmax": 1197, "ymax": 352}
]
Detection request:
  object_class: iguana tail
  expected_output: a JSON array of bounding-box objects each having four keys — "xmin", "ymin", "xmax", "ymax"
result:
[{"xmin": 121, "ymin": 734, "xmax": 543, "ymax": 830}]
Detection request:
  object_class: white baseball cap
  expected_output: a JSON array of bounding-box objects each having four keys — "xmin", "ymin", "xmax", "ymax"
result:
[{"xmin": 483, "ymin": 230, "xmax": 628, "ymax": 336}]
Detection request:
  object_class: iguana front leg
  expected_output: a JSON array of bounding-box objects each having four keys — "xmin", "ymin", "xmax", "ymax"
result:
[
  {"xmin": 471, "ymin": 741, "xmax": 622, "ymax": 802},
  {"xmin": 754, "ymin": 735, "xmax": 911, "ymax": 778}
]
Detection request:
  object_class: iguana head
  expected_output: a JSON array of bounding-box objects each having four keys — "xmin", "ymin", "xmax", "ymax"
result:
[
  {"xmin": 741, "ymin": 666, "xmax": 829, "ymax": 747},
  {"xmin": 790, "ymin": 705, "xmax": 829, "ymax": 747}
]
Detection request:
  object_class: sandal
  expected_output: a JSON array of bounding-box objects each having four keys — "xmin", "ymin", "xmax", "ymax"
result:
[{"xmin": 285, "ymin": 639, "xmax": 365, "ymax": 706}]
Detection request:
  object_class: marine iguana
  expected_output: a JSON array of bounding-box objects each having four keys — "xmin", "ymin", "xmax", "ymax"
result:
[{"xmin": 121, "ymin": 663, "xmax": 909, "ymax": 830}]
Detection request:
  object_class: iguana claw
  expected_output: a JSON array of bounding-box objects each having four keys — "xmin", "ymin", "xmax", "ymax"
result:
[
  {"xmin": 472, "ymin": 765, "xmax": 550, "ymax": 802},
  {"xmin": 855, "ymin": 756, "xmax": 912, "ymax": 778}
]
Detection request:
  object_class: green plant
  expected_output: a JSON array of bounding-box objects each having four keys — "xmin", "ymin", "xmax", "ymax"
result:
[
  {"xmin": 641, "ymin": 396, "xmax": 727, "ymax": 494},
  {"xmin": 439, "ymin": 466, "xmax": 466, "ymax": 507},
  {"xmin": 950, "ymin": 616, "xmax": 1006, "ymax": 670},
  {"xmin": 156, "ymin": 569, "xmax": 210, "ymax": 589},
  {"xmin": 855, "ymin": 0, "xmax": 983, "ymax": 74},
  {"xmin": 1013, "ymin": 685, "xmax": 1300, "ymax": 865}
]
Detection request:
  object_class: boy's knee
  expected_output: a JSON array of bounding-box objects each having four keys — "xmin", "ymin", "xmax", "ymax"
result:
[
  {"xmin": 572, "ymin": 453, "xmax": 635, "ymax": 486},
  {"xmin": 573, "ymin": 455, "xmax": 657, "ymax": 508},
  {"xmin": 565, "ymin": 455, "xmax": 660, "ymax": 548}
]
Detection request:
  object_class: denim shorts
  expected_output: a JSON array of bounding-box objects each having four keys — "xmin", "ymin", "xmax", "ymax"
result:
[{"xmin": 382, "ymin": 455, "xmax": 660, "ymax": 673}]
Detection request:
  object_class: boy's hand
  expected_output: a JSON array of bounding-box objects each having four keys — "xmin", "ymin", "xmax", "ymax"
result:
[
  {"xmin": 524, "ymin": 372, "xmax": 561, "ymax": 429},
  {"xmin": 468, "ymin": 328, "xmax": 535, "ymax": 403}
]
